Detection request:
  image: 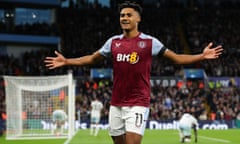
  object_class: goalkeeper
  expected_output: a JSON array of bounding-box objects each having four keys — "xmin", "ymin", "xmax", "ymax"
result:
[
  {"xmin": 51, "ymin": 109, "xmax": 67, "ymax": 135},
  {"xmin": 178, "ymin": 113, "xmax": 198, "ymax": 143}
]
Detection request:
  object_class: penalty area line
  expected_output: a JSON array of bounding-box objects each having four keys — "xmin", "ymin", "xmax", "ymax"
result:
[{"xmin": 198, "ymin": 135, "xmax": 230, "ymax": 143}]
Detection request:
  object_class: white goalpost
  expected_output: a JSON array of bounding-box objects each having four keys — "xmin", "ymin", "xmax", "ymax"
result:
[{"xmin": 3, "ymin": 72, "xmax": 76, "ymax": 140}]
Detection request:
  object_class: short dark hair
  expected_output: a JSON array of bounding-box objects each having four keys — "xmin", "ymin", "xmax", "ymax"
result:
[{"xmin": 118, "ymin": 1, "xmax": 143, "ymax": 15}]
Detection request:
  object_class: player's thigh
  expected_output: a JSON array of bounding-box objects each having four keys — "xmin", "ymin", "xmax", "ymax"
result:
[
  {"xmin": 109, "ymin": 106, "xmax": 125, "ymax": 136},
  {"xmin": 125, "ymin": 131, "xmax": 142, "ymax": 144},
  {"xmin": 124, "ymin": 106, "xmax": 149, "ymax": 136},
  {"xmin": 111, "ymin": 134, "xmax": 126, "ymax": 144}
]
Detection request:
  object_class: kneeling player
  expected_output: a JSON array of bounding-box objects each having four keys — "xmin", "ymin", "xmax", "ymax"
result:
[
  {"xmin": 178, "ymin": 113, "xmax": 198, "ymax": 143},
  {"xmin": 51, "ymin": 109, "xmax": 67, "ymax": 135}
]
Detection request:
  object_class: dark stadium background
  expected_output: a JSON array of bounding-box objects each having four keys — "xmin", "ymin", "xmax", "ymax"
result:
[{"xmin": 0, "ymin": 0, "xmax": 240, "ymax": 135}]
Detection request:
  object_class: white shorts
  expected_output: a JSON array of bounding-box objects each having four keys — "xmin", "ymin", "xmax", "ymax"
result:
[
  {"xmin": 108, "ymin": 106, "xmax": 149, "ymax": 136},
  {"xmin": 179, "ymin": 124, "xmax": 191, "ymax": 136},
  {"xmin": 91, "ymin": 116, "xmax": 101, "ymax": 124},
  {"xmin": 52, "ymin": 110, "xmax": 66, "ymax": 123}
]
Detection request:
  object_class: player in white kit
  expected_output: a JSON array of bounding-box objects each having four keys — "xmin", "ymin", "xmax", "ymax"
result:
[
  {"xmin": 51, "ymin": 109, "xmax": 67, "ymax": 135},
  {"xmin": 90, "ymin": 96, "xmax": 103, "ymax": 136},
  {"xmin": 178, "ymin": 113, "xmax": 198, "ymax": 143}
]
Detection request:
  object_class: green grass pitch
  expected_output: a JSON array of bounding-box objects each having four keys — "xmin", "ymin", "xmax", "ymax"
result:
[{"xmin": 0, "ymin": 129, "xmax": 239, "ymax": 144}]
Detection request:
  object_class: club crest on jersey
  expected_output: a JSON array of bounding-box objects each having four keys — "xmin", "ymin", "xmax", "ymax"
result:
[
  {"xmin": 138, "ymin": 41, "xmax": 146, "ymax": 48},
  {"xmin": 116, "ymin": 52, "xmax": 139, "ymax": 64},
  {"xmin": 115, "ymin": 43, "xmax": 121, "ymax": 48}
]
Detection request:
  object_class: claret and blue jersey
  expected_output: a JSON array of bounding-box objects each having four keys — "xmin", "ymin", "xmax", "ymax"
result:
[{"xmin": 99, "ymin": 32, "xmax": 167, "ymax": 107}]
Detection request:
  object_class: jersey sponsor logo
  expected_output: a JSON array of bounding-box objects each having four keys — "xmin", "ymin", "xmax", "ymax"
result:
[{"xmin": 116, "ymin": 52, "xmax": 139, "ymax": 64}]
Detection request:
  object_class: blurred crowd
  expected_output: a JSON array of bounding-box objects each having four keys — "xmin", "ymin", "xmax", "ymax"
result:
[
  {"xmin": 75, "ymin": 78, "xmax": 240, "ymax": 123},
  {"xmin": 0, "ymin": 1, "xmax": 240, "ymax": 124}
]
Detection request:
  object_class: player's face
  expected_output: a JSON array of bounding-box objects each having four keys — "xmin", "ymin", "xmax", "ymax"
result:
[{"xmin": 120, "ymin": 8, "xmax": 140, "ymax": 32}]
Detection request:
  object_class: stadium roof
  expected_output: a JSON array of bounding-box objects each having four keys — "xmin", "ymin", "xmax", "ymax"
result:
[{"xmin": 0, "ymin": 0, "xmax": 60, "ymax": 8}]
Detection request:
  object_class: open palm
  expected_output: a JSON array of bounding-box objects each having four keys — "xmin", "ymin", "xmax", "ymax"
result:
[
  {"xmin": 44, "ymin": 51, "xmax": 66, "ymax": 69},
  {"xmin": 203, "ymin": 42, "xmax": 223, "ymax": 59}
]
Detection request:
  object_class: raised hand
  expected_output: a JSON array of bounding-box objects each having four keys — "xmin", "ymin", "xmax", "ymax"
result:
[
  {"xmin": 202, "ymin": 42, "xmax": 223, "ymax": 59},
  {"xmin": 44, "ymin": 51, "xmax": 66, "ymax": 69}
]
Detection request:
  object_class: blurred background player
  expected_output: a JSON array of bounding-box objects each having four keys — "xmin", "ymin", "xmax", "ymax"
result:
[
  {"xmin": 51, "ymin": 109, "xmax": 67, "ymax": 136},
  {"xmin": 178, "ymin": 113, "xmax": 198, "ymax": 143},
  {"xmin": 90, "ymin": 96, "xmax": 103, "ymax": 136}
]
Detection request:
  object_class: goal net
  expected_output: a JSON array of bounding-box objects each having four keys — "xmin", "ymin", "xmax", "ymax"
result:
[{"xmin": 3, "ymin": 72, "xmax": 76, "ymax": 140}]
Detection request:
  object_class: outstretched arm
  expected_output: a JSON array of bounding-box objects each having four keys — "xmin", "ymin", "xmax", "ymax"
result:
[
  {"xmin": 44, "ymin": 51, "xmax": 104, "ymax": 69},
  {"xmin": 163, "ymin": 42, "xmax": 223, "ymax": 64}
]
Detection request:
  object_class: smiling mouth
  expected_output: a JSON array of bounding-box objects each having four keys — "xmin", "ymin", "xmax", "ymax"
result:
[
  {"xmin": 121, "ymin": 24, "xmax": 129, "ymax": 26},
  {"xmin": 121, "ymin": 20, "xmax": 130, "ymax": 25},
  {"xmin": 121, "ymin": 23, "xmax": 130, "ymax": 28}
]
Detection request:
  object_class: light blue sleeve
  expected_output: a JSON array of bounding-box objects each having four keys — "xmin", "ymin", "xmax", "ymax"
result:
[
  {"xmin": 98, "ymin": 38, "xmax": 112, "ymax": 57},
  {"xmin": 152, "ymin": 37, "xmax": 166, "ymax": 56}
]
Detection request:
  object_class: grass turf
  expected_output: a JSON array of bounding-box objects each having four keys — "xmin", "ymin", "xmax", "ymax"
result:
[{"xmin": 0, "ymin": 129, "xmax": 239, "ymax": 144}]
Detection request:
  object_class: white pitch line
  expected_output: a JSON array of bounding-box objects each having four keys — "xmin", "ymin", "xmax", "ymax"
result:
[
  {"xmin": 64, "ymin": 130, "xmax": 79, "ymax": 144},
  {"xmin": 198, "ymin": 135, "xmax": 230, "ymax": 143},
  {"xmin": 173, "ymin": 132, "xmax": 231, "ymax": 143}
]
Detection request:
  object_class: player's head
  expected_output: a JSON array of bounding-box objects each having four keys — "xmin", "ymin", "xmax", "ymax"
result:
[
  {"xmin": 118, "ymin": 1, "xmax": 142, "ymax": 31},
  {"xmin": 119, "ymin": 1, "xmax": 142, "ymax": 16}
]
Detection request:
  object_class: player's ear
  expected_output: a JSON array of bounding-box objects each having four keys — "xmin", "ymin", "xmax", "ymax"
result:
[
  {"xmin": 137, "ymin": 13, "xmax": 141, "ymax": 23},
  {"xmin": 138, "ymin": 16, "xmax": 141, "ymax": 23}
]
